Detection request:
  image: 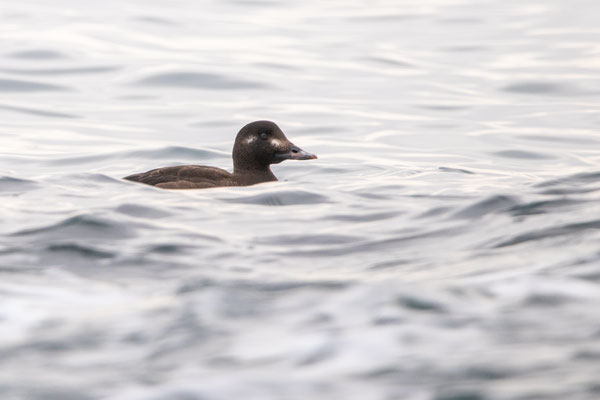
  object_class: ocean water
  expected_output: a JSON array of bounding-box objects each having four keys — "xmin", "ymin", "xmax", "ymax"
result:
[{"xmin": 2, "ymin": 0, "xmax": 600, "ymax": 399}]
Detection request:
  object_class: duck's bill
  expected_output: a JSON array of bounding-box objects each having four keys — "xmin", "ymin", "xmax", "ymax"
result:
[{"xmin": 276, "ymin": 145, "xmax": 318, "ymax": 161}]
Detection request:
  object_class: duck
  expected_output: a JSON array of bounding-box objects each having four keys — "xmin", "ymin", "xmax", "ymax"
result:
[{"xmin": 124, "ymin": 120, "xmax": 317, "ymax": 189}]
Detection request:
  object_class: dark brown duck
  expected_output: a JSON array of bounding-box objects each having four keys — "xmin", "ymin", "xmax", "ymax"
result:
[{"xmin": 124, "ymin": 120, "xmax": 317, "ymax": 189}]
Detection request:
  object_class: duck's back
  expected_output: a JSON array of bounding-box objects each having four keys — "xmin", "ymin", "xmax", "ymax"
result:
[{"xmin": 124, "ymin": 165, "xmax": 235, "ymax": 189}]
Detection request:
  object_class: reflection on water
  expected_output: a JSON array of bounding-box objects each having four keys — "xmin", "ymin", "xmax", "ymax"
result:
[{"xmin": 2, "ymin": 0, "xmax": 600, "ymax": 399}]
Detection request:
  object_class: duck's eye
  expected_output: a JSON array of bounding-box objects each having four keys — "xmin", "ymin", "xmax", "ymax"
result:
[{"xmin": 260, "ymin": 132, "xmax": 269, "ymax": 140}]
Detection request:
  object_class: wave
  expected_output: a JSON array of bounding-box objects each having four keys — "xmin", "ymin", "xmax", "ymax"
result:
[
  {"xmin": 494, "ymin": 219, "xmax": 600, "ymax": 248},
  {"xmin": 1, "ymin": 66, "xmax": 120, "ymax": 76},
  {"xmin": 47, "ymin": 146, "xmax": 227, "ymax": 166},
  {"xmin": 277, "ymin": 226, "xmax": 461, "ymax": 257},
  {"xmin": 220, "ymin": 189, "xmax": 330, "ymax": 206},
  {"xmin": 535, "ymin": 171, "xmax": 600, "ymax": 188},
  {"xmin": 453, "ymin": 195, "xmax": 519, "ymax": 219},
  {"xmin": 45, "ymin": 243, "xmax": 115, "ymax": 259},
  {"xmin": 0, "ymin": 176, "xmax": 39, "ymax": 192},
  {"xmin": 0, "ymin": 104, "xmax": 79, "ymax": 119},
  {"xmin": 134, "ymin": 71, "xmax": 269, "ymax": 90},
  {"xmin": 12, "ymin": 214, "xmax": 136, "ymax": 240},
  {"xmin": 8, "ymin": 49, "xmax": 65, "ymax": 59},
  {"xmin": 0, "ymin": 78, "xmax": 69, "ymax": 92},
  {"xmin": 493, "ymin": 150, "xmax": 553, "ymax": 160},
  {"xmin": 503, "ymin": 81, "xmax": 600, "ymax": 96}
]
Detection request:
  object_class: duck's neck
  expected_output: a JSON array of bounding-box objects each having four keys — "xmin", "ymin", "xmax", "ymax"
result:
[{"xmin": 233, "ymin": 165, "xmax": 278, "ymax": 184}]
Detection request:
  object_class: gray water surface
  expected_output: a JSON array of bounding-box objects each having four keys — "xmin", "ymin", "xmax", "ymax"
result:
[{"xmin": 2, "ymin": 1, "xmax": 600, "ymax": 399}]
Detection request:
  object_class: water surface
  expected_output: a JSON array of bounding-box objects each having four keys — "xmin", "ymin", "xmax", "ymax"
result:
[{"xmin": 2, "ymin": 1, "xmax": 600, "ymax": 399}]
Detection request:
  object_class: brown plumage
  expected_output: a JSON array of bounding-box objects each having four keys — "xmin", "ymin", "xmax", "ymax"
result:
[{"xmin": 124, "ymin": 121, "xmax": 317, "ymax": 189}]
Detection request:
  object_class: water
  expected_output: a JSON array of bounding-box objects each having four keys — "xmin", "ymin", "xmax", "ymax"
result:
[{"xmin": 2, "ymin": 1, "xmax": 600, "ymax": 399}]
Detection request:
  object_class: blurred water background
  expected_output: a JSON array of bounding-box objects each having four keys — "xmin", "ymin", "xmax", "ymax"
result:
[{"xmin": 1, "ymin": 0, "xmax": 600, "ymax": 399}]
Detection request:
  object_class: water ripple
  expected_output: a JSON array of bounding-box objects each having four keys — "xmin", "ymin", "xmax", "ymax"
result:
[
  {"xmin": 1, "ymin": 66, "xmax": 120, "ymax": 75},
  {"xmin": 361, "ymin": 57, "xmax": 415, "ymax": 68},
  {"xmin": 127, "ymin": 146, "xmax": 227, "ymax": 160},
  {"xmin": 221, "ymin": 190, "xmax": 330, "ymax": 206},
  {"xmin": 12, "ymin": 215, "xmax": 136, "ymax": 240},
  {"xmin": 47, "ymin": 146, "xmax": 226, "ymax": 165},
  {"xmin": 0, "ymin": 176, "xmax": 38, "ymax": 192},
  {"xmin": 453, "ymin": 195, "xmax": 519, "ymax": 219},
  {"xmin": 135, "ymin": 72, "xmax": 269, "ymax": 90},
  {"xmin": 255, "ymin": 234, "xmax": 361, "ymax": 246},
  {"xmin": 283, "ymin": 227, "xmax": 460, "ymax": 257},
  {"xmin": 503, "ymin": 81, "xmax": 598, "ymax": 96},
  {"xmin": 115, "ymin": 203, "xmax": 172, "ymax": 218},
  {"xmin": 438, "ymin": 167, "xmax": 475, "ymax": 174},
  {"xmin": 324, "ymin": 211, "xmax": 399, "ymax": 222},
  {"xmin": 45, "ymin": 243, "xmax": 115, "ymax": 259},
  {"xmin": 0, "ymin": 104, "xmax": 79, "ymax": 119},
  {"xmin": 493, "ymin": 150, "xmax": 553, "ymax": 160},
  {"xmin": 494, "ymin": 220, "xmax": 600, "ymax": 248},
  {"xmin": 7, "ymin": 49, "xmax": 65, "ymax": 59},
  {"xmin": 535, "ymin": 171, "xmax": 600, "ymax": 188},
  {"xmin": 507, "ymin": 198, "xmax": 587, "ymax": 216},
  {"xmin": 135, "ymin": 16, "xmax": 177, "ymax": 25},
  {"xmin": 0, "ymin": 78, "xmax": 69, "ymax": 92}
]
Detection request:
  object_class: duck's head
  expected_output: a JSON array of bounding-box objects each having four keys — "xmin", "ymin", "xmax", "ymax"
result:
[{"xmin": 232, "ymin": 120, "xmax": 317, "ymax": 172}]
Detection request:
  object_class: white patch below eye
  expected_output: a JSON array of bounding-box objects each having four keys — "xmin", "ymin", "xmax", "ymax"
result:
[
  {"xmin": 244, "ymin": 136, "xmax": 256, "ymax": 144},
  {"xmin": 270, "ymin": 138, "xmax": 283, "ymax": 148}
]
